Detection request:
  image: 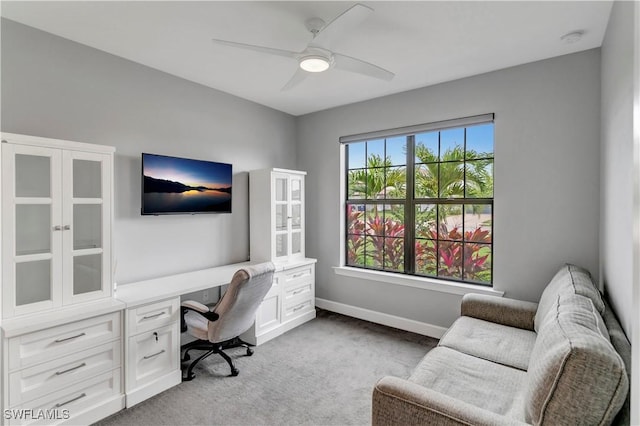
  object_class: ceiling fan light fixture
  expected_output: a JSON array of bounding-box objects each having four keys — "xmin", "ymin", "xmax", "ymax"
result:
[{"xmin": 299, "ymin": 55, "xmax": 330, "ymax": 73}]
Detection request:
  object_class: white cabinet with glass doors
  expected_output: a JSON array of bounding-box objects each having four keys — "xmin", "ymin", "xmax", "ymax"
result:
[
  {"xmin": 248, "ymin": 168, "xmax": 316, "ymax": 346},
  {"xmin": 250, "ymin": 168, "xmax": 306, "ymax": 263},
  {"xmin": 1, "ymin": 133, "xmax": 114, "ymax": 319}
]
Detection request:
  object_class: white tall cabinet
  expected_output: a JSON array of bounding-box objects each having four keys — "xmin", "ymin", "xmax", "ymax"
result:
[
  {"xmin": 245, "ymin": 168, "xmax": 316, "ymax": 345},
  {"xmin": 250, "ymin": 169, "xmax": 306, "ymax": 262},
  {"xmin": 0, "ymin": 133, "xmax": 124, "ymax": 425},
  {"xmin": 2, "ymin": 136, "xmax": 113, "ymax": 318}
]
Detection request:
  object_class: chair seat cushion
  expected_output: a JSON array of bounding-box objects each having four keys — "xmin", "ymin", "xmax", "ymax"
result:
[
  {"xmin": 409, "ymin": 347, "xmax": 527, "ymax": 420},
  {"xmin": 438, "ymin": 316, "xmax": 536, "ymax": 371}
]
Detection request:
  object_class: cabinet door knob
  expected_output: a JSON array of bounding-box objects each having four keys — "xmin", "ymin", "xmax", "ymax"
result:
[
  {"xmin": 53, "ymin": 225, "xmax": 62, "ymax": 231},
  {"xmin": 63, "ymin": 225, "xmax": 71, "ymax": 230}
]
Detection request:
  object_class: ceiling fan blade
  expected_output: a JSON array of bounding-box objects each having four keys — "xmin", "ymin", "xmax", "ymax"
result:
[
  {"xmin": 281, "ymin": 68, "xmax": 309, "ymax": 91},
  {"xmin": 333, "ymin": 53, "xmax": 395, "ymax": 81},
  {"xmin": 312, "ymin": 3, "xmax": 373, "ymax": 49},
  {"xmin": 212, "ymin": 38, "xmax": 298, "ymax": 59}
]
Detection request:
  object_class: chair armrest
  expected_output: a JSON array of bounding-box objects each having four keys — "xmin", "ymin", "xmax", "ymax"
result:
[
  {"xmin": 181, "ymin": 300, "xmax": 219, "ymax": 322},
  {"xmin": 461, "ymin": 293, "xmax": 538, "ymax": 330},
  {"xmin": 373, "ymin": 377, "xmax": 528, "ymax": 426}
]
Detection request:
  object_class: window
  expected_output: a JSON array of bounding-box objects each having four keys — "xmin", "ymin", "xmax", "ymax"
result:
[{"xmin": 343, "ymin": 114, "xmax": 494, "ymax": 285}]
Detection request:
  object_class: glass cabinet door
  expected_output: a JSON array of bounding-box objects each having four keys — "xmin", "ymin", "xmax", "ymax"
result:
[
  {"xmin": 270, "ymin": 172, "xmax": 304, "ymax": 261},
  {"xmin": 2, "ymin": 144, "xmax": 63, "ymax": 317},
  {"xmin": 63, "ymin": 151, "xmax": 111, "ymax": 304},
  {"xmin": 290, "ymin": 175, "xmax": 304, "ymax": 257},
  {"xmin": 274, "ymin": 175, "xmax": 289, "ymax": 259}
]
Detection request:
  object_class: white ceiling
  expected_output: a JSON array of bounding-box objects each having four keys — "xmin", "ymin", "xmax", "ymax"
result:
[{"xmin": 1, "ymin": 1, "xmax": 613, "ymax": 116}]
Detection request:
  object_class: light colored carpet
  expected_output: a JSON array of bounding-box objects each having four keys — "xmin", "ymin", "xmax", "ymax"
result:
[{"xmin": 95, "ymin": 309, "xmax": 438, "ymax": 426}]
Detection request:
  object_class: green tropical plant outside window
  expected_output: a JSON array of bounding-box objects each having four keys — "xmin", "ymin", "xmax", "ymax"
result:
[{"xmin": 345, "ymin": 121, "xmax": 494, "ymax": 285}]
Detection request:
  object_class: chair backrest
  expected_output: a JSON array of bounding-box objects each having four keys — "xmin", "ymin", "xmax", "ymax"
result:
[{"xmin": 207, "ymin": 262, "xmax": 275, "ymax": 343}]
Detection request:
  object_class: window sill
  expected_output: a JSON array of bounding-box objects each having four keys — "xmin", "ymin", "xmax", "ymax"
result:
[{"xmin": 333, "ymin": 266, "xmax": 504, "ymax": 297}]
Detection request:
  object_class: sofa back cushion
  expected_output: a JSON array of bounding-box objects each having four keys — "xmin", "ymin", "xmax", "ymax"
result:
[
  {"xmin": 534, "ymin": 264, "xmax": 604, "ymax": 332},
  {"xmin": 525, "ymin": 294, "xmax": 628, "ymax": 425}
]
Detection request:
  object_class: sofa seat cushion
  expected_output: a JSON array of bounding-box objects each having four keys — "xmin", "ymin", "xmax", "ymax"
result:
[
  {"xmin": 534, "ymin": 263, "xmax": 604, "ymax": 331},
  {"xmin": 410, "ymin": 347, "xmax": 527, "ymax": 420},
  {"xmin": 438, "ymin": 316, "xmax": 536, "ymax": 371},
  {"xmin": 525, "ymin": 294, "xmax": 628, "ymax": 425}
]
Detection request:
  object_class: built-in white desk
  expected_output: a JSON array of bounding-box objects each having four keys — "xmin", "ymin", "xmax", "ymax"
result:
[
  {"xmin": 115, "ymin": 261, "xmax": 252, "ymax": 308},
  {"xmin": 114, "ymin": 258, "xmax": 316, "ymax": 407}
]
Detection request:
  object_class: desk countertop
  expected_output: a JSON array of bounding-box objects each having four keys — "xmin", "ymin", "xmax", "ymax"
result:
[{"xmin": 115, "ymin": 258, "xmax": 316, "ymax": 308}]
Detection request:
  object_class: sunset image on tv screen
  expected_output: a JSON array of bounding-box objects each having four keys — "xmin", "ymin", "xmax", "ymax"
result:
[{"xmin": 142, "ymin": 153, "xmax": 232, "ymax": 214}]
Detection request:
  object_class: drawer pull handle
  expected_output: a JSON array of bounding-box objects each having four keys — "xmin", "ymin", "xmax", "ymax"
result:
[
  {"xmin": 54, "ymin": 332, "xmax": 86, "ymax": 343},
  {"xmin": 293, "ymin": 304, "xmax": 306, "ymax": 312},
  {"xmin": 142, "ymin": 312, "xmax": 165, "ymax": 320},
  {"xmin": 144, "ymin": 349, "xmax": 166, "ymax": 360},
  {"xmin": 292, "ymin": 289, "xmax": 305, "ymax": 295},
  {"xmin": 55, "ymin": 362, "xmax": 86, "ymax": 376},
  {"xmin": 53, "ymin": 392, "xmax": 86, "ymax": 408},
  {"xmin": 291, "ymin": 272, "xmax": 306, "ymax": 279}
]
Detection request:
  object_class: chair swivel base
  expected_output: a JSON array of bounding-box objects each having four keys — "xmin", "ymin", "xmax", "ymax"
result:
[{"xmin": 180, "ymin": 337, "xmax": 254, "ymax": 381}]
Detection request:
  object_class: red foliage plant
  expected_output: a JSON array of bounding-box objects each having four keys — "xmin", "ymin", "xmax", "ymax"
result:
[{"xmin": 348, "ymin": 207, "xmax": 492, "ymax": 282}]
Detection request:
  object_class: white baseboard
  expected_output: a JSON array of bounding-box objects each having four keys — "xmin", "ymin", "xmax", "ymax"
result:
[{"xmin": 315, "ymin": 298, "xmax": 447, "ymax": 339}]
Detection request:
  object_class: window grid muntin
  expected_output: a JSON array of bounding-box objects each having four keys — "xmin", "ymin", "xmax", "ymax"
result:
[{"xmin": 345, "ymin": 121, "xmax": 493, "ymax": 285}]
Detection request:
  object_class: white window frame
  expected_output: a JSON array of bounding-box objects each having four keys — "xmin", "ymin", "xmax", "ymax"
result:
[{"xmin": 336, "ymin": 114, "xmax": 503, "ymax": 297}]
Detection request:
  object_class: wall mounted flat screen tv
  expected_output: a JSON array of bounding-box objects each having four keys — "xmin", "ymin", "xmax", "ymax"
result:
[{"xmin": 141, "ymin": 153, "xmax": 232, "ymax": 215}]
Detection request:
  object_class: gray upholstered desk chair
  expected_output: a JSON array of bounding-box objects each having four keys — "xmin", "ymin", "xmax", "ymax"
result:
[{"xmin": 180, "ymin": 262, "xmax": 275, "ymax": 380}]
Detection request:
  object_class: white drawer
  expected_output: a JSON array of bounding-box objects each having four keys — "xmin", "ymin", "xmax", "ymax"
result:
[
  {"xmin": 128, "ymin": 298, "xmax": 179, "ymax": 336},
  {"xmin": 280, "ymin": 265, "xmax": 314, "ymax": 289},
  {"xmin": 8, "ymin": 312, "xmax": 121, "ymax": 371},
  {"xmin": 127, "ymin": 323, "xmax": 179, "ymax": 391},
  {"xmin": 283, "ymin": 281, "xmax": 313, "ymax": 303},
  {"xmin": 283, "ymin": 298, "xmax": 314, "ymax": 322},
  {"xmin": 9, "ymin": 341, "xmax": 121, "ymax": 408},
  {"xmin": 7, "ymin": 370, "xmax": 121, "ymax": 426}
]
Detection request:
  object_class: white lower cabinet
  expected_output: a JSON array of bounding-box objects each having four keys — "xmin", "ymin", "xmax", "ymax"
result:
[
  {"xmin": 2, "ymin": 309, "xmax": 125, "ymax": 426},
  {"xmin": 7, "ymin": 371, "xmax": 122, "ymax": 426},
  {"xmin": 124, "ymin": 297, "xmax": 181, "ymax": 408},
  {"xmin": 8, "ymin": 313, "xmax": 121, "ymax": 370},
  {"xmin": 242, "ymin": 260, "xmax": 316, "ymax": 345},
  {"xmin": 9, "ymin": 341, "xmax": 121, "ymax": 407}
]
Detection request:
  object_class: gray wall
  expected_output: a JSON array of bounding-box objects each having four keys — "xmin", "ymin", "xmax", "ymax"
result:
[
  {"xmin": 1, "ymin": 19, "xmax": 297, "ymax": 284},
  {"xmin": 600, "ymin": 1, "xmax": 636, "ymax": 337},
  {"xmin": 297, "ymin": 50, "xmax": 601, "ymax": 329}
]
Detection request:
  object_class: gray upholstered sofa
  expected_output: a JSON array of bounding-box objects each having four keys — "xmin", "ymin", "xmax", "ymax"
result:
[{"xmin": 372, "ymin": 264, "xmax": 631, "ymax": 425}]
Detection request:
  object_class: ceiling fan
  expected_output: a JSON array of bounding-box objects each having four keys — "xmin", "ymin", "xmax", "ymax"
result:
[{"xmin": 211, "ymin": 3, "xmax": 395, "ymax": 90}]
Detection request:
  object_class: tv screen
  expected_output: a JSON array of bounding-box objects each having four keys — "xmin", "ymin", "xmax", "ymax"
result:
[{"xmin": 141, "ymin": 153, "xmax": 232, "ymax": 215}]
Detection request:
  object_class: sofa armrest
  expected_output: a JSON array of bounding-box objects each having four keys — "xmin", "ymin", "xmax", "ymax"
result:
[
  {"xmin": 372, "ymin": 377, "xmax": 528, "ymax": 426},
  {"xmin": 461, "ymin": 293, "xmax": 538, "ymax": 330}
]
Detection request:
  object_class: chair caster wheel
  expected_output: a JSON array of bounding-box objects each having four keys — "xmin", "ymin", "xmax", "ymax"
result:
[
  {"xmin": 246, "ymin": 348, "xmax": 254, "ymax": 356},
  {"xmin": 230, "ymin": 367, "xmax": 239, "ymax": 376}
]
